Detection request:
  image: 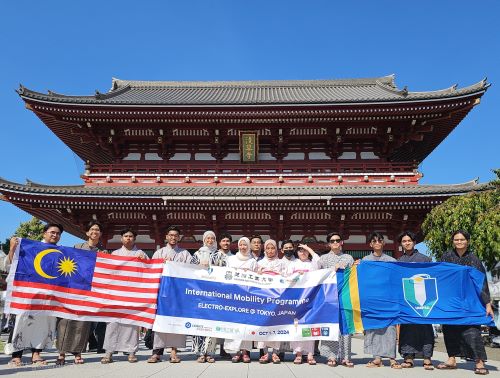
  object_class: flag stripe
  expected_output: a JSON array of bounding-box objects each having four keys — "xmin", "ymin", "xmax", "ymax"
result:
[
  {"xmin": 13, "ymin": 280, "xmax": 157, "ymax": 304},
  {"xmin": 10, "ymin": 299, "xmax": 156, "ymax": 318},
  {"xmin": 90, "ymin": 286, "xmax": 158, "ymax": 300},
  {"xmin": 9, "ymin": 303, "xmax": 154, "ymax": 325},
  {"xmin": 96, "ymin": 253, "xmax": 163, "ymax": 266},
  {"xmin": 11, "ymin": 292, "xmax": 157, "ymax": 314},
  {"xmin": 91, "ymin": 281, "xmax": 159, "ymax": 294},
  {"xmin": 95, "ymin": 261, "xmax": 163, "ymax": 274},
  {"xmin": 348, "ymin": 266, "xmax": 363, "ymax": 333},
  {"xmin": 93, "ymin": 269, "xmax": 162, "ymax": 281},
  {"xmin": 12, "ymin": 285, "xmax": 155, "ymax": 307},
  {"xmin": 340, "ymin": 268, "xmax": 355, "ymax": 334},
  {"xmin": 92, "ymin": 276, "xmax": 160, "ymax": 289}
]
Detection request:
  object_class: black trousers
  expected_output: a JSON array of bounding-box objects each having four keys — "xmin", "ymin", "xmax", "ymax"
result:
[
  {"xmin": 88, "ymin": 322, "xmax": 107, "ymax": 351},
  {"xmin": 442, "ymin": 325, "xmax": 487, "ymax": 361}
]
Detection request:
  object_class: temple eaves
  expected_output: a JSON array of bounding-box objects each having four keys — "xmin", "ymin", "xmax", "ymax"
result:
[{"xmin": 16, "ymin": 75, "xmax": 489, "ymax": 106}]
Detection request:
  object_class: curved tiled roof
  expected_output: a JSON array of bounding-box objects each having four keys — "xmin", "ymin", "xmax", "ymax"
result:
[
  {"xmin": 0, "ymin": 177, "xmax": 488, "ymax": 199},
  {"xmin": 17, "ymin": 75, "xmax": 489, "ymax": 106}
]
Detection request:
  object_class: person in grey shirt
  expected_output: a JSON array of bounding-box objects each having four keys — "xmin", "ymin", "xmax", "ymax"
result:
[
  {"xmin": 148, "ymin": 226, "xmax": 191, "ymax": 364},
  {"xmin": 319, "ymin": 232, "xmax": 355, "ymax": 367},
  {"xmin": 363, "ymin": 232, "xmax": 402, "ymax": 369}
]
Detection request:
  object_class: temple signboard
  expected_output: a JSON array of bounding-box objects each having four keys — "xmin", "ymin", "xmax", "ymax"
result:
[{"xmin": 239, "ymin": 131, "xmax": 258, "ymax": 163}]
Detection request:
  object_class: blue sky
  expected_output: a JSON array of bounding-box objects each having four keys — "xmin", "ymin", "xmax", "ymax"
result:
[{"xmin": 0, "ymin": 0, "xmax": 499, "ymax": 248}]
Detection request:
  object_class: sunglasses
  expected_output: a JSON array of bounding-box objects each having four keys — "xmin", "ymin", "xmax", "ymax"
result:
[{"xmin": 329, "ymin": 239, "xmax": 342, "ymax": 243}]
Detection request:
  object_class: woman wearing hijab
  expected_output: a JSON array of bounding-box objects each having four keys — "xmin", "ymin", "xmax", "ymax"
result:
[
  {"xmin": 224, "ymin": 237, "xmax": 258, "ymax": 363},
  {"xmin": 286, "ymin": 244, "xmax": 320, "ymax": 365},
  {"xmin": 191, "ymin": 231, "xmax": 219, "ymax": 363},
  {"xmin": 257, "ymin": 239, "xmax": 285, "ymax": 364}
]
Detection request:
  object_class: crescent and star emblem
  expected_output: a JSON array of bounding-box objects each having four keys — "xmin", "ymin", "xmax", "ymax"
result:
[{"xmin": 33, "ymin": 249, "xmax": 78, "ymax": 279}]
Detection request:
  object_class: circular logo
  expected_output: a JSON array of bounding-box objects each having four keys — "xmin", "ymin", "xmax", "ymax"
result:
[
  {"xmin": 185, "ymin": 322, "xmax": 192, "ymax": 329},
  {"xmin": 251, "ymin": 331, "xmax": 256, "ymax": 335}
]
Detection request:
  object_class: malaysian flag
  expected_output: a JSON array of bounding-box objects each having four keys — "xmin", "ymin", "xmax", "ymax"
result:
[{"xmin": 5, "ymin": 239, "xmax": 164, "ymax": 328}]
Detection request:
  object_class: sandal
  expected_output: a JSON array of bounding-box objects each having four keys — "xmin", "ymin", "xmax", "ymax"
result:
[
  {"xmin": 327, "ymin": 358, "xmax": 337, "ymax": 367},
  {"xmin": 8, "ymin": 359, "xmax": 23, "ymax": 367},
  {"xmin": 390, "ymin": 360, "xmax": 402, "ymax": 369},
  {"xmin": 475, "ymin": 367, "xmax": 489, "ymax": 375},
  {"xmin": 423, "ymin": 362, "xmax": 434, "ymax": 370},
  {"xmin": 169, "ymin": 356, "xmax": 181, "ymax": 363},
  {"xmin": 307, "ymin": 357, "xmax": 317, "ymax": 365},
  {"xmin": 197, "ymin": 355, "xmax": 207, "ymax": 363},
  {"xmin": 74, "ymin": 355, "xmax": 84, "ymax": 364},
  {"xmin": 341, "ymin": 360, "xmax": 354, "ymax": 368},
  {"xmin": 232, "ymin": 354, "xmax": 242, "ymax": 363},
  {"xmin": 259, "ymin": 354, "xmax": 270, "ymax": 364},
  {"xmin": 32, "ymin": 359, "xmax": 48, "ymax": 366},
  {"xmin": 271, "ymin": 353, "xmax": 281, "ymax": 364},
  {"xmin": 128, "ymin": 354, "xmax": 138, "ymax": 363},
  {"xmin": 436, "ymin": 363, "xmax": 457, "ymax": 370},
  {"xmin": 366, "ymin": 359, "xmax": 383, "ymax": 368},
  {"xmin": 401, "ymin": 360, "xmax": 414, "ymax": 368},
  {"xmin": 100, "ymin": 356, "xmax": 113, "ymax": 364},
  {"xmin": 294, "ymin": 356, "xmax": 302, "ymax": 365},
  {"xmin": 206, "ymin": 356, "xmax": 215, "ymax": 363},
  {"xmin": 147, "ymin": 355, "xmax": 161, "ymax": 363},
  {"xmin": 242, "ymin": 354, "xmax": 251, "ymax": 363}
]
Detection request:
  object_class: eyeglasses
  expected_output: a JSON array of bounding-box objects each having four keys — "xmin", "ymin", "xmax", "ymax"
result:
[
  {"xmin": 371, "ymin": 240, "xmax": 384, "ymax": 244},
  {"xmin": 453, "ymin": 239, "xmax": 467, "ymax": 242},
  {"xmin": 329, "ymin": 239, "xmax": 342, "ymax": 243}
]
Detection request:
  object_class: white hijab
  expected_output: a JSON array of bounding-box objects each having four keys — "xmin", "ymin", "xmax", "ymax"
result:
[
  {"xmin": 236, "ymin": 237, "xmax": 252, "ymax": 261},
  {"xmin": 202, "ymin": 230, "xmax": 217, "ymax": 253}
]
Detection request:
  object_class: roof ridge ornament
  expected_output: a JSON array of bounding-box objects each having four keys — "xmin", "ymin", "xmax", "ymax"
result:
[{"xmin": 375, "ymin": 77, "xmax": 408, "ymax": 96}]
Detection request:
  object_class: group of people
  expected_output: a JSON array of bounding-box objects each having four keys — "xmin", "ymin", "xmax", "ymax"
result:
[{"xmin": 1, "ymin": 223, "xmax": 493, "ymax": 375}]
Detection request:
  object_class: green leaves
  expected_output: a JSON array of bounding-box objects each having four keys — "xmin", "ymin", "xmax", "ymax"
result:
[
  {"xmin": 422, "ymin": 170, "xmax": 500, "ymax": 271},
  {"xmin": 14, "ymin": 217, "xmax": 44, "ymax": 241}
]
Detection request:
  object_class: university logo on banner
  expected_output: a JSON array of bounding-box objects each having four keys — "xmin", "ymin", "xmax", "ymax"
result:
[{"xmin": 402, "ymin": 274, "xmax": 438, "ymax": 317}]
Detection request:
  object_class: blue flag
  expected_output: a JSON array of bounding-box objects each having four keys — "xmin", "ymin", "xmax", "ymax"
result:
[{"xmin": 337, "ymin": 261, "xmax": 494, "ymax": 334}]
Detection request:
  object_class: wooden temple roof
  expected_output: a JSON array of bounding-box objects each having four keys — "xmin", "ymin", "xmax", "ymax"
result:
[
  {"xmin": 0, "ymin": 177, "xmax": 488, "ymax": 199},
  {"xmin": 18, "ymin": 75, "xmax": 488, "ymax": 106}
]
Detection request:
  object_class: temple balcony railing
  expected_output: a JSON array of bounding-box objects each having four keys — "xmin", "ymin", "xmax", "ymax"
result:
[{"xmin": 87, "ymin": 161, "xmax": 417, "ymax": 175}]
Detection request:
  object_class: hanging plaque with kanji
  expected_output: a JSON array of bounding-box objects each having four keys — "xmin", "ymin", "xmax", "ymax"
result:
[{"xmin": 239, "ymin": 131, "xmax": 258, "ymax": 163}]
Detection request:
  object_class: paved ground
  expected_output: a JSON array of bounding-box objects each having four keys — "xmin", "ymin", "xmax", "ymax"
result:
[{"xmin": 0, "ymin": 335, "xmax": 498, "ymax": 377}]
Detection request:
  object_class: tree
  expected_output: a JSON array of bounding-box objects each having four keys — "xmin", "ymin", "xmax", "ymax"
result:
[
  {"xmin": 1, "ymin": 217, "xmax": 45, "ymax": 255},
  {"xmin": 13, "ymin": 217, "xmax": 45, "ymax": 241},
  {"xmin": 422, "ymin": 169, "xmax": 500, "ymax": 271},
  {"xmin": 1, "ymin": 238, "xmax": 9, "ymax": 254}
]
